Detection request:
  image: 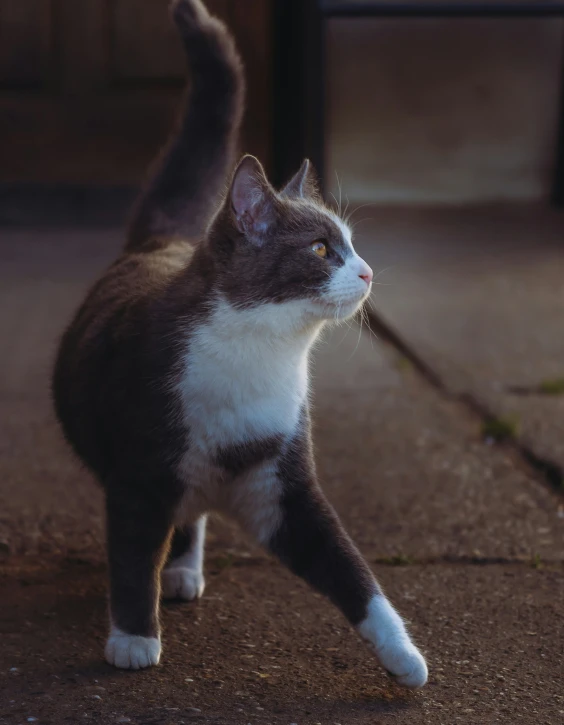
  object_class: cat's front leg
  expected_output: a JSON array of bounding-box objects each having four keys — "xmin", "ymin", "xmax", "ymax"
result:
[
  {"xmin": 162, "ymin": 515, "xmax": 207, "ymax": 600},
  {"xmin": 238, "ymin": 439, "xmax": 428, "ymax": 688},
  {"xmin": 104, "ymin": 485, "xmax": 177, "ymax": 669}
]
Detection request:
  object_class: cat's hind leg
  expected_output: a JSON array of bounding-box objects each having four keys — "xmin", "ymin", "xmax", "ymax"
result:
[
  {"xmin": 161, "ymin": 515, "xmax": 206, "ymax": 601},
  {"xmin": 104, "ymin": 483, "xmax": 178, "ymax": 669}
]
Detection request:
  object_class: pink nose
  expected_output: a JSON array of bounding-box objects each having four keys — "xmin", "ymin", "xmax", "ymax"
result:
[{"xmin": 358, "ymin": 263, "xmax": 373, "ymax": 285}]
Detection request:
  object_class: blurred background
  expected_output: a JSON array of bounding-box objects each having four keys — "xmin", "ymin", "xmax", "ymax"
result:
[
  {"xmin": 0, "ymin": 0, "xmax": 270, "ymax": 219},
  {"xmin": 327, "ymin": 13, "xmax": 562, "ymax": 204},
  {"xmin": 2, "ymin": 1, "xmax": 564, "ymax": 210}
]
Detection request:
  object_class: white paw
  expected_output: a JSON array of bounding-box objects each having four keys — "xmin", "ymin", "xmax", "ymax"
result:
[
  {"xmin": 161, "ymin": 567, "xmax": 205, "ymax": 601},
  {"xmin": 105, "ymin": 629, "xmax": 161, "ymax": 670},
  {"xmin": 375, "ymin": 637, "xmax": 428, "ymax": 688},
  {"xmin": 357, "ymin": 595, "xmax": 428, "ymax": 689}
]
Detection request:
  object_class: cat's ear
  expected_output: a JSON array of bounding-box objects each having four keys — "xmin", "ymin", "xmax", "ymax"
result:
[
  {"xmin": 230, "ymin": 155, "xmax": 277, "ymax": 244},
  {"xmin": 280, "ymin": 159, "xmax": 320, "ymax": 200}
]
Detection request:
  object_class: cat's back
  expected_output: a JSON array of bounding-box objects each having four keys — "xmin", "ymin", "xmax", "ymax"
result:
[
  {"xmin": 86, "ymin": 240, "xmax": 197, "ymax": 317},
  {"xmin": 57, "ymin": 239, "xmax": 199, "ymax": 369}
]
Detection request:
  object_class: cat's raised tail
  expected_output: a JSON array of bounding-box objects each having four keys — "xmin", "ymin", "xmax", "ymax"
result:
[{"xmin": 126, "ymin": 0, "xmax": 245, "ymax": 250}]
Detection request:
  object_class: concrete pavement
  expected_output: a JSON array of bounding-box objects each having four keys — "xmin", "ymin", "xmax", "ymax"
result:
[
  {"xmin": 1, "ymin": 221, "xmax": 563, "ymax": 724},
  {"xmin": 355, "ymin": 204, "xmax": 564, "ymax": 484}
]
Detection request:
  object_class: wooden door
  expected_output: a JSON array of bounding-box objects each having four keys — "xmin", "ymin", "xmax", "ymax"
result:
[{"xmin": 0, "ymin": 0, "xmax": 272, "ymax": 184}]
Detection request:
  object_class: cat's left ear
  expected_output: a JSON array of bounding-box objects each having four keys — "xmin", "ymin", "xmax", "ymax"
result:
[
  {"xmin": 280, "ymin": 159, "xmax": 320, "ymax": 200},
  {"xmin": 230, "ymin": 155, "xmax": 277, "ymax": 244}
]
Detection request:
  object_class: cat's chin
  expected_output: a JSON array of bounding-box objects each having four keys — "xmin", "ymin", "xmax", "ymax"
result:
[{"xmin": 309, "ymin": 297, "xmax": 365, "ymax": 322}]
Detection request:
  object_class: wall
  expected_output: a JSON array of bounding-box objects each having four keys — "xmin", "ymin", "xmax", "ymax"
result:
[{"xmin": 326, "ymin": 18, "xmax": 564, "ymax": 204}]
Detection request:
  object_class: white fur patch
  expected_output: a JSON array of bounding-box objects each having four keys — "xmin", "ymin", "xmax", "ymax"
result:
[
  {"xmin": 299, "ymin": 208, "xmax": 372, "ymax": 318},
  {"xmin": 176, "ymin": 297, "xmax": 321, "ymax": 496},
  {"xmin": 357, "ymin": 595, "xmax": 428, "ymax": 688},
  {"xmin": 327, "ymin": 209, "xmax": 354, "ymax": 253},
  {"xmin": 105, "ymin": 627, "xmax": 161, "ymax": 670},
  {"xmin": 161, "ymin": 567, "xmax": 205, "ymax": 600},
  {"xmin": 317, "ymin": 253, "xmax": 371, "ymax": 319},
  {"xmin": 162, "ymin": 516, "xmax": 206, "ymax": 600}
]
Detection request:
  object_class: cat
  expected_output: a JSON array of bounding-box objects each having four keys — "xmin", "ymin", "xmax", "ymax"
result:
[{"xmin": 52, "ymin": 0, "xmax": 427, "ymax": 688}]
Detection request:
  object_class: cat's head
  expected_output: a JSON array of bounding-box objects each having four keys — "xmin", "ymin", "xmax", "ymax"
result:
[{"xmin": 210, "ymin": 155, "xmax": 373, "ymax": 328}]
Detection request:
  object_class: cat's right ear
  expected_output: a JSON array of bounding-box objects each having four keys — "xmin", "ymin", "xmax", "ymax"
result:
[
  {"xmin": 230, "ymin": 155, "xmax": 277, "ymax": 244},
  {"xmin": 280, "ymin": 159, "xmax": 320, "ymax": 201}
]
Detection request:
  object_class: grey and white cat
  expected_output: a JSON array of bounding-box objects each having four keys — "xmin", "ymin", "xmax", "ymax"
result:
[{"xmin": 52, "ymin": 0, "xmax": 427, "ymax": 688}]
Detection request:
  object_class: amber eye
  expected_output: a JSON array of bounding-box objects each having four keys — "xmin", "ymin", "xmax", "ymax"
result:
[{"xmin": 311, "ymin": 240, "xmax": 327, "ymax": 258}]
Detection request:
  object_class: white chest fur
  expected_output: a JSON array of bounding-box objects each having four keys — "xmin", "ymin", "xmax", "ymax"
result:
[{"xmin": 176, "ymin": 298, "xmax": 320, "ymax": 464}]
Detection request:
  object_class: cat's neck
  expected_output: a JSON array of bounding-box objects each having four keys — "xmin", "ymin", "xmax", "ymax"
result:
[{"xmin": 207, "ymin": 295, "xmax": 324, "ymax": 354}]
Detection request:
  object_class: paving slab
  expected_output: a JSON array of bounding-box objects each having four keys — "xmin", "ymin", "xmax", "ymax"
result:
[
  {"xmin": 1, "ymin": 226, "xmax": 564, "ymax": 725},
  {"xmin": 1, "ymin": 228, "xmax": 563, "ymax": 562},
  {"xmin": 0, "ymin": 229, "xmax": 119, "ymax": 557},
  {"xmin": 313, "ymin": 325, "xmax": 564, "ymax": 561},
  {"xmin": 354, "ymin": 205, "xmax": 564, "ymax": 478},
  {"xmin": 1, "ymin": 556, "xmax": 562, "ymax": 725}
]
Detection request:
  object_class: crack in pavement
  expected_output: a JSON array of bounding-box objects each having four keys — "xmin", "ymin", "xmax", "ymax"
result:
[{"xmin": 365, "ymin": 307, "xmax": 564, "ymax": 497}]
